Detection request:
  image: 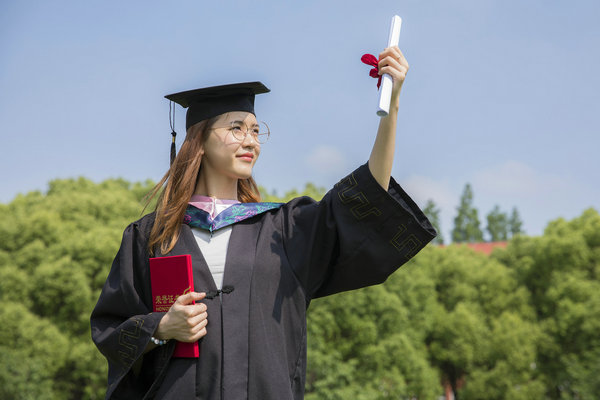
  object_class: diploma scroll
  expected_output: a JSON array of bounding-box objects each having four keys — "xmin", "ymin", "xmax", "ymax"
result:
[{"xmin": 377, "ymin": 15, "xmax": 402, "ymax": 117}]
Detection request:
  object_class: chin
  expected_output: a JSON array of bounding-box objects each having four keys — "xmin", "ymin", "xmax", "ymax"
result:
[
  {"xmin": 234, "ymin": 167, "xmax": 254, "ymax": 180},
  {"xmin": 235, "ymin": 162, "xmax": 256, "ymax": 177}
]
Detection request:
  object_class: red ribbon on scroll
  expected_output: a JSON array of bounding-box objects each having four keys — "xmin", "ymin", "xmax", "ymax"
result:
[{"xmin": 361, "ymin": 53, "xmax": 382, "ymax": 89}]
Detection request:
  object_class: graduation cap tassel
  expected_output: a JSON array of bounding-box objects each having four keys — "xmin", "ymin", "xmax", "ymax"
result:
[
  {"xmin": 170, "ymin": 131, "xmax": 177, "ymax": 165},
  {"xmin": 169, "ymin": 101, "xmax": 177, "ymax": 166}
]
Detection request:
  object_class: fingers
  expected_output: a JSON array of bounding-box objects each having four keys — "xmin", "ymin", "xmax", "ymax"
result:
[
  {"xmin": 161, "ymin": 307, "xmax": 209, "ymax": 342},
  {"xmin": 180, "ymin": 313, "xmax": 209, "ymax": 342},
  {"xmin": 187, "ymin": 326, "xmax": 208, "ymax": 342},
  {"xmin": 187, "ymin": 311, "xmax": 208, "ymax": 328},
  {"xmin": 162, "ymin": 294, "xmax": 210, "ymax": 342},
  {"xmin": 182, "ymin": 301, "xmax": 207, "ymax": 315},
  {"xmin": 378, "ymin": 46, "xmax": 408, "ymax": 66},
  {"xmin": 171, "ymin": 302, "xmax": 207, "ymax": 325},
  {"xmin": 378, "ymin": 46, "xmax": 409, "ymax": 75},
  {"xmin": 176, "ymin": 291, "xmax": 206, "ymax": 305},
  {"xmin": 379, "ymin": 64, "xmax": 408, "ymax": 82},
  {"xmin": 178, "ymin": 327, "xmax": 207, "ymax": 342},
  {"xmin": 378, "ymin": 53, "xmax": 408, "ymax": 73},
  {"xmin": 376, "ymin": 46, "xmax": 409, "ymax": 89}
]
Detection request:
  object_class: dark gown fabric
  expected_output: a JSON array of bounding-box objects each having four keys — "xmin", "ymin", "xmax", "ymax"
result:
[{"xmin": 90, "ymin": 163, "xmax": 437, "ymax": 399}]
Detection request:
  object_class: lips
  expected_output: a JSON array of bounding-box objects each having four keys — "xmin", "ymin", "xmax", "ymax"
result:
[{"xmin": 237, "ymin": 152, "xmax": 254, "ymax": 161}]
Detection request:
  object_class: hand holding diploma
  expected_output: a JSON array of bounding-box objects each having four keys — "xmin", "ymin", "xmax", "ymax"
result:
[
  {"xmin": 367, "ymin": 18, "xmax": 410, "ymax": 191},
  {"xmin": 376, "ymin": 46, "xmax": 409, "ymax": 108},
  {"xmin": 377, "ymin": 15, "xmax": 405, "ymax": 116}
]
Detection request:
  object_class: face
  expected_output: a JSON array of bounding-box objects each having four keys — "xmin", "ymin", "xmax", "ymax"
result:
[{"xmin": 200, "ymin": 111, "xmax": 261, "ymax": 180}]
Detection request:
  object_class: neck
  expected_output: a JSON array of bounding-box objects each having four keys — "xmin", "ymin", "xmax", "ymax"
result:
[{"xmin": 194, "ymin": 167, "xmax": 238, "ymax": 200}]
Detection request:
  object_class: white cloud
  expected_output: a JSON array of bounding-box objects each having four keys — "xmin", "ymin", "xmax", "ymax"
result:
[
  {"xmin": 401, "ymin": 175, "xmax": 456, "ymax": 212},
  {"xmin": 305, "ymin": 145, "xmax": 347, "ymax": 176},
  {"xmin": 468, "ymin": 160, "xmax": 598, "ymax": 236},
  {"xmin": 400, "ymin": 175, "xmax": 459, "ymax": 242},
  {"xmin": 398, "ymin": 161, "xmax": 599, "ymax": 240},
  {"xmin": 471, "ymin": 160, "xmax": 570, "ymax": 199}
]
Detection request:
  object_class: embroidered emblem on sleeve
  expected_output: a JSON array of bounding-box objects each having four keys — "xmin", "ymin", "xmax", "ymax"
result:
[
  {"xmin": 336, "ymin": 173, "xmax": 382, "ymax": 220},
  {"xmin": 389, "ymin": 224, "xmax": 422, "ymax": 260},
  {"xmin": 118, "ymin": 317, "xmax": 143, "ymax": 365}
]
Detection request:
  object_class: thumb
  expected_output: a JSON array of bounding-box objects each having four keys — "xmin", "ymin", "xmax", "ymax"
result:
[{"xmin": 176, "ymin": 291, "xmax": 206, "ymax": 305}]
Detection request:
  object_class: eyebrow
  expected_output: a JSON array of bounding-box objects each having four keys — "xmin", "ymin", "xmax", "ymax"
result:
[{"xmin": 232, "ymin": 120, "xmax": 259, "ymax": 127}]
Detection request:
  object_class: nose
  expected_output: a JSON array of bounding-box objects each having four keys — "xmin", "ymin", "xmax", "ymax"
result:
[{"xmin": 241, "ymin": 132, "xmax": 258, "ymax": 148}]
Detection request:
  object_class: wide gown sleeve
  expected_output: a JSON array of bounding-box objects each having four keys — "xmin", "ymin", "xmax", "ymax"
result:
[
  {"xmin": 281, "ymin": 162, "xmax": 437, "ymax": 300},
  {"xmin": 90, "ymin": 216, "xmax": 175, "ymax": 399}
]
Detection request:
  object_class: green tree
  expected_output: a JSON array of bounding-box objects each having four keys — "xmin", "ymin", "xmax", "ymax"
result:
[
  {"xmin": 0, "ymin": 177, "xmax": 156, "ymax": 399},
  {"xmin": 260, "ymin": 182, "xmax": 327, "ymax": 203},
  {"xmin": 419, "ymin": 245, "xmax": 541, "ymax": 399},
  {"xmin": 423, "ymin": 199, "xmax": 444, "ymax": 244},
  {"xmin": 486, "ymin": 205, "xmax": 508, "ymax": 242},
  {"xmin": 2, "ymin": 173, "xmax": 599, "ymax": 399},
  {"xmin": 495, "ymin": 208, "xmax": 600, "ymax": 398},
  {"xmin": 0, "ymin": 303, "xmax": 70, "ymax": 400},
  {"xmin": 508, "ymin": 206, "xmax": 524, "ymax": 237},
  {"xmin": 306, "ymin": 252, "xmax": 441, "ymax": 399},
  {"xmin": 452, "ymin": 183, "xmax": 483, "ymax": 243}
]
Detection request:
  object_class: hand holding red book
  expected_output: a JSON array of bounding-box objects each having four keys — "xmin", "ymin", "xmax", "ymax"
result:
[{"xmin": 150, "ymin": 254, "xmax": 200, "ymax": 358}]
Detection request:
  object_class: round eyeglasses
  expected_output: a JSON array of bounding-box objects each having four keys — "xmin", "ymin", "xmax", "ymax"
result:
[{"xmin": 225, "ymin": 121, "xmax": 270, "ymax": 144}]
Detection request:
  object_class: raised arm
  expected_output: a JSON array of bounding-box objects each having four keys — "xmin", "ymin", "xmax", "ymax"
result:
[{"xmin": 368, "ymin": 46, "xmax": 409, "ymax": 189}]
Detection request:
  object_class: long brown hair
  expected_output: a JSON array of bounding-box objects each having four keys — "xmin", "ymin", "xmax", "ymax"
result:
[{"xmin": 144, "ymin": 116, "xmax": 262, "ymax": 256}]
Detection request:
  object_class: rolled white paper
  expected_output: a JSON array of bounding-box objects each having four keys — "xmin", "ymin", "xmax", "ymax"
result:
[{"xmin": 377, "ymin": 15, "xmax": 402, "ymax": 117}]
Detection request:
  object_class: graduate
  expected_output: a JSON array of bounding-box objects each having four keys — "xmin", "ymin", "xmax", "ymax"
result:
[{"xmin": 90, "ymin": 45, "xmax": 437, "ymax": 399}]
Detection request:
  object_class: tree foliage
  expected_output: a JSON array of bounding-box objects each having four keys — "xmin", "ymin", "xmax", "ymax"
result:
[
  {"xmin": 0, "ymin": 177, "xmax": 155, "ymax": 400},
  {"xmin": 452, "ymin": 183, "xmax": 484, "ymax": 243},
  {"xmin": 423, "ymin": 199, "xmax": 444, "ymax": 244},
  {"xmin": 486, "ymin": 205, "xmax": 525, "ymax": 242},
  {"xmin": 260, "ymin": 182, "xmax": 327, "ymax": 203},
  {"xmin": 494, "ymin": 208, "xmax": 600, "ymax": 398},
  {"xmin": 0, "ymin": 176, "xmax": 598, "ymax": 399},
  {"xmin": 486, "ymin": 205, "xmax": 509, "ymax": 242},
  {"xmin": 509, "ymin": 206, "xmax": 525, "ymax": 237}
]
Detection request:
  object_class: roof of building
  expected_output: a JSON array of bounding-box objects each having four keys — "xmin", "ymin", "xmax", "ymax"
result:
[{"xmin": 438, "ymin": 241, "xmax": 508, "ymax": 255}]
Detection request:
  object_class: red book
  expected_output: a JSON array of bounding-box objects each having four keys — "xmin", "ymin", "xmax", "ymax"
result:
[{"xmin": 149, "ymin": 254, "xmax": 199, "ymax": 358}]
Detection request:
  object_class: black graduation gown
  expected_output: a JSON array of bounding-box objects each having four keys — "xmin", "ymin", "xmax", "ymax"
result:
[{"xmin": 90, "ymin": 163, "xmax": 437, "ymax": 399}]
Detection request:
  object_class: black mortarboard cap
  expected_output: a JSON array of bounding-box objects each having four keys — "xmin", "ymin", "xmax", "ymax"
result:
[
  {"xmin": 165, "ymin": 81, "xmax": 270, "ymax": 130},
  {"xmin": 164, "ymin": 81, "xmax": 270, "ymax": 165}
]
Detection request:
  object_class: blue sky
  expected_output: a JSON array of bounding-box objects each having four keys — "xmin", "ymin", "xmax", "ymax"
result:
[{"xmin": 1, "ymin": 0, "xmax": 599, "ymax": 241}]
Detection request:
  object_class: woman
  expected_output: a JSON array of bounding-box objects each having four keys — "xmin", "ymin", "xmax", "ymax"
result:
[{"xmin": 91, "ymin": 46, "xmax": 436, "ymax": 399}]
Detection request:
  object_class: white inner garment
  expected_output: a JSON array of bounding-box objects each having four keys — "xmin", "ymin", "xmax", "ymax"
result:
[
  {"xmin": 190, "ymin": 201, "xmax": 235, "ymax": 290},
  {"xmin": 191, "ymin": 226, "xmax": 231, "ymax": 290}
]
